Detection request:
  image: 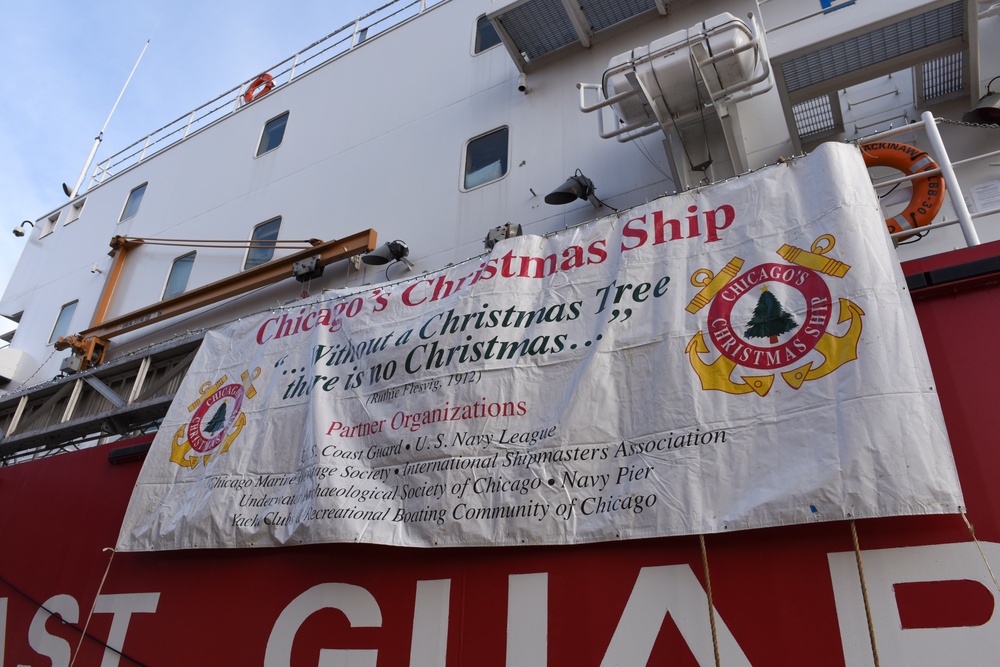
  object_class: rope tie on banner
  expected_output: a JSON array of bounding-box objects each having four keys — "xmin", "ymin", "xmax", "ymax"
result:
[
  {"xmin": 961, "ymin": 512, "xmax": 1000, "ymax": 594},
  {"xmin": 699, "ymin": 534, "xmax": 722, "ymax": 667},
  {"xmin": 850, "ymin": 521, "xmax": 880, "ymax": 667},
  {"xmin": 70, "ymin": 548, "xmax": 117, "ymax": 667}
]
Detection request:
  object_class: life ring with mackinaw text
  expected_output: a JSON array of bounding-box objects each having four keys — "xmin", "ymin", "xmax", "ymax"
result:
[
  {"xmin": 861, "ymin": 141, "xmax": 945, "ymax": 240},
  {"xmin": 244, "ymin": 73, "xmax": 274, "ymax": 104}
]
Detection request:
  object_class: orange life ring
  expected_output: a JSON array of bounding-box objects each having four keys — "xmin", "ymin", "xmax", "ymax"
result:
[
  {"xmin": 244, "ymin": 73, "xmax": 274, "ymax": 104},
  {"xmin": 861, "ymin": 142, "xmax": 945, "ymax": 239}
]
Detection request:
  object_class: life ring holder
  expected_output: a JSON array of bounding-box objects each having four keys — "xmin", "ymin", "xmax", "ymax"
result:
[
  {"xmin": 244, "ymin": 73, "xmax": 274, "ymax": 104},
  {"xmin": 861, "ymin": 142, "xmax": 945, "ymax": 240}
]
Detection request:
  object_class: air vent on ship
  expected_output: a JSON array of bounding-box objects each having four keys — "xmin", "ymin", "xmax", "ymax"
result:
[{"xmin": 488, "ymin": 0, "xmax": 669, "ymax": 71}]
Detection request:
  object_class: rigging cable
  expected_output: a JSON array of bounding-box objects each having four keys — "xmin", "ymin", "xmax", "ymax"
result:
[
  {"xmin": 850, "ymin": 520, "xmax": 881, "ymax": 667},
  {"xmin": 0, "ymin": 568, "xmax": 149, "ymax": 667},
  {"xmin": 70, "ymin": 549, "xmax": 119, "ymax": 667},
  {"xmin": 627, "ymin": 129, "xmax": 673, "ymax": 181},
  {"xmin": 961, "ymin": 512, "xmax": 1000, "ymax": 594},
  {"xmin": 698, "ymin": 535, "xmax": 722, "ymax": 667}
]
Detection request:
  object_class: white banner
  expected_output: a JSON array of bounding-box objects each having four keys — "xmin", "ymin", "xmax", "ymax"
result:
[{"xmin": 117, "ymin": 143, "xmax": 963, "ymax": 551}]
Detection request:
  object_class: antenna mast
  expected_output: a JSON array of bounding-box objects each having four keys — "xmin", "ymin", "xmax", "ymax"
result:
[{"xmin": 66, "ymin": 38, "xmax": 151, "ymax": 199}]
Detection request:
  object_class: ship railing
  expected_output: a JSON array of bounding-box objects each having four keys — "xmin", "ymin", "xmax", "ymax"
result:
[
  {"xmin": 859, "ymin": 111, "xmax": 1000, "ymax": 247},
  {"xmin": 0, "ymin": 334, "xmax": 203, "ymax": 465},
  {"xmin": 89, "ymin": 0, "xmax": 441, "ymax": 188}
]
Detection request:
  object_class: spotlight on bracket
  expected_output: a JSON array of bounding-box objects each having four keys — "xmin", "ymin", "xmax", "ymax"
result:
[
  {"xmin": 544, "ymin": 170, "xmax": 598, "ymax": 207},
  {"xmin": 12, "ymin": 221, "xmax": 33, "ymax": 237},
  {"xmin": 362, "ymin": 240, "xmax": 413, "ymax": 269},
  {"xmin": 485, "ymin": 223, "xmax": 523, "ymax": 250},
  {"xmin": 964, "ymin": 76, "xmax": 1000, "ymax": 126}
]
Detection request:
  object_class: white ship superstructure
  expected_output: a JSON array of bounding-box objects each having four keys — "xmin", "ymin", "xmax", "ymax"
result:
[
  {"xmin": 2, "ymin": 0, "xmax": 997, "ymax": 404},
  {"xmin": 1, "ymin": 1, "xmax": 999, "ymax": 664}
]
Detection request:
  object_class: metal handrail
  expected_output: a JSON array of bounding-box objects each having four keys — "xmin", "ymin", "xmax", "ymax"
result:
[{"xmin": 88, "ymin": 0, "xmax": 442, "ymax": 189}]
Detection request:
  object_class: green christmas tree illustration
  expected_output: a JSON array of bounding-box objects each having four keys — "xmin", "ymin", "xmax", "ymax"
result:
[
  {"xmin": 204, "ymin": 402, "xmax": 228, "ymax": 433},
  {"xmin": 744, "ymin": 286, "xmax": 798, "ymax": 344}
]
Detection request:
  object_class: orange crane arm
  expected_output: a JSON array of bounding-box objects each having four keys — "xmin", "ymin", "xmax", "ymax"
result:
[{"xmin": 56, "ymin": 229, "xmax": 377, "ymax": 367}]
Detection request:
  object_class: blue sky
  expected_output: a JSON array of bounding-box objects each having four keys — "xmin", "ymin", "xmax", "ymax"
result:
[{"xmin": 0, "ymin": 0, "xmax": 382, "ymax": 328}]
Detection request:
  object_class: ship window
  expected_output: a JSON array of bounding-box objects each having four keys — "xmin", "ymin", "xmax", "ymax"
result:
[
  {"xmin": 40, "ymin": 212, "xmax": 59, "ymax": 238},
  {"xmin": 120, "ymin": 183, "xmax": 148, "ymax": 223},
  {"xmin": 257, "ymin": 112, "xmax": 289, "ymax": 156},
  {"xmin": 48, "ymin": 300, "xmax": 78, "ymax": 345},
  {"xmin": 163, "ymin": 252, "xmax": 196, "ymax": 300},
  {"xmin": 244, "ymin": 217, "xmax": 282, "ymax": 270},
  {"xmin": 66, "ymin": 198, "xmax": 85, "ymax": 226},
  {"xmin": 475, "ymin": 16, "xmax": 501, "ymax": 53},
  {"xmin": 464, "ymin": 127, "xmax": 509, "ymax": 189}
]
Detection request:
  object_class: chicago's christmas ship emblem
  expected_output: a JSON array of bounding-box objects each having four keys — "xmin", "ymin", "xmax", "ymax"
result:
[
  {"xmin": 170, "ymin": 368, "xmax": 261, "ymax": 467},
  {"xmin": 685, "ymin": 234, "xmax": 864, "ymax": 396}
]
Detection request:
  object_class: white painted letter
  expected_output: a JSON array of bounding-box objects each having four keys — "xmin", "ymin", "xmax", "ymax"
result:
[
  {"xmin": 507, "ymin": 573, "xmax": 548, "ymax": 667},
  {"xmin": 830, "ymin": 541, "xmax": 1000, "ymax": 666},
  {"xmin": 28, "ymin": 594, "xmax": 79, "ymax": 667},
  {"xmin": 601, "ymin": 565, "xmax": 752, "ymax": 667},
  {"xmin": 1, "ymin": 597, "xmax": 7, "ymax": 667},
  {"xmin": 410, "ymin": 579, "xmax": 450, "ymax": 667},
  {"xmin": 264, "ymin": 583, "xmax": 381, "ymax": 667},
  {"xmin": 94, "ymin": 592, "xmax": 160, "ymax": 667}
]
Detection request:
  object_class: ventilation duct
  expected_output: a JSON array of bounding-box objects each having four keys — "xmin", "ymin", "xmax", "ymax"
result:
[
  {"xmin": 778, "ymin": 1, "xmax": 964, "ymax": 102},
  {"xmin": 488, "ymin": 0, "xmax": 668, "ymax": 71}
]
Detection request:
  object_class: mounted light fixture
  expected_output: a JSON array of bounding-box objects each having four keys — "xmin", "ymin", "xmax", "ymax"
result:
[
  {"xmin": 12, "ymin": 221, "xmax": 33, "ymax": 237},
  {"xmin": 963, "ymin": 75, "xmax": 1000, "ymax": 125},
  {"xmin": 544, "ymin": 170, "xmax": 598, "ymax": 207},
  {"xmin": 485, "ymin": 223, "xmax": 523, "ymax": 250},
  {"xmin": 362, "ymin": 240, "xmax": 413, "ymax": 269}
]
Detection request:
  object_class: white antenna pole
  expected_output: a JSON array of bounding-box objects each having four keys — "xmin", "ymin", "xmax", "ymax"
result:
[{"xmin": 67, "ymin": 39, "xmax": 151, "ymax": 199}]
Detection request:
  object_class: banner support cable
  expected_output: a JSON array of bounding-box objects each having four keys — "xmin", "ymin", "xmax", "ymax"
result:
[
  {"xmin": 850, "ymin": 520, "xmax": 880, "ymax": 667},
  {"xmin": 961, "ymin": 511, "xmax": 1000, "ymax": 594},
  {"xmin": 698, "ymin": 534, "xmax": 722, "ymax": 667},
  {"xmin": 70, "ymin": 548, "xmax": 118, "ymax": 667}
]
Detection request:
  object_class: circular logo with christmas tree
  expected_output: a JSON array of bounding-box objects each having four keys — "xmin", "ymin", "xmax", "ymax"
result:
[
  {"xmin": 685, "ymin": 236, "xmax": 864, "ymax": 397},
  {"xmin": 187, "ymin": 383, "xmax": 245, "ymax": 453},
  {"xmin": 707, "ymin": 262, "xmax": 831, "ymax": 371},
  {"xmin": 170, "ymin": 368, "xmax": 260, "ymax": 468}
]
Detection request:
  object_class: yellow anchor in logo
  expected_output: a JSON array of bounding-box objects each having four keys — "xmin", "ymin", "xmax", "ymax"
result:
[
  {"xmin": 170, "ymin": 367, "xmax": 257, "ymax": 468},
  {"xmin": 781, "ymin": 298, "xmax": 865, "ymax": 389},
  {"xmin": 169, "ymin": 412, "xmax": 248, "ymax": 468},
  {"xmin": 170, "ymin": 426, "xmax": 197, "ymax": 468},
  {"xmin": 219, "ymin": 412, "xmax": 246, "ymax": 455},
  {"xmin": 684, "ymin": 234, "xmax": 861, "ymax": 396},
  {"xmin": 776, "ymin": 234, "xmax": 851, "ymax": 279},
  {"xmin": 685, "ymin": 260, "xmax": 774, "ymax": 396},
  {"xmin": 188, "ymin": 376, "xmax": 228, "ymax": 413},
  {"xmin": 241, "ymin": 367, "xmax": 261, "ymax": 399},
  {"xmin": 774, "ymin": 234, "xmax": 863, "ymax": 389},
  {"xmin": 686, "ymin": 257, "xmax": 744, "ymax": 314},
  {"xmin": 685, "ymin": 332, "xmax": 775, "ymax": 396}
]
